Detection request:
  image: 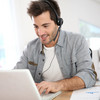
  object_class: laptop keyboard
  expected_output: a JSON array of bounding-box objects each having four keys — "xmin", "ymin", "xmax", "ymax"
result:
[{"xmin": 41, "ymin": 91, "xmax": 61, "ymax": 100}]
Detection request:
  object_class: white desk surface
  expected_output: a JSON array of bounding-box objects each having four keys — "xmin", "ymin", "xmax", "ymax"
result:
[{"xmin": 53, "ymin": 81, "xmax": 100, "ymax": 100}]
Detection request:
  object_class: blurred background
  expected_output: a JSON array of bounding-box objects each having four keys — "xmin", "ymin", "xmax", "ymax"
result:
[{"xmin": 0, "ymin": 0, "xmax": 100, "ymax": 79}]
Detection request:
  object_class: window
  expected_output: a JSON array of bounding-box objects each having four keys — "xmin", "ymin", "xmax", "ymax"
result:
[
  {"xmin": 0, "ymin": 0, "xmax": 19, "ymax": 69},
  {"xmin": 79, "ymin": 20, "xmax": 100, "ymax": 50},
  {"xmin": 0, "ymin": 34, "xmax": 5, "ymax": 68}
]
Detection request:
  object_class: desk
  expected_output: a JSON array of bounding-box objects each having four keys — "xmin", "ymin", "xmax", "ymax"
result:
[
  {"xmin": 53, "ymin": 81, "xmax": 100, "ymax": 100},
  {"xmin": 53, "ymin": 91, "xmax": 73, "ymax": 100}
]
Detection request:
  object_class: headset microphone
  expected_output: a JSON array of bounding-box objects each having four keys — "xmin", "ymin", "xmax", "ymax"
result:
[
  {"xmin": 43, "ymin": 0, "xmax": 63, "ymax": 41},
  {"xmin": 53, "ymin": 25, "xmax": 61, "ymax": 41}
]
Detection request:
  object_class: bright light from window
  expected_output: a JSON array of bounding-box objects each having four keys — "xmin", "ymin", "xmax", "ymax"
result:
[
  {"xmin": 79, "ymin": 20, "xmax": 100, "ymax": 50},
  {"xmin": 0, "ymin": 0, "xmax": 19, "ymax": 69}
]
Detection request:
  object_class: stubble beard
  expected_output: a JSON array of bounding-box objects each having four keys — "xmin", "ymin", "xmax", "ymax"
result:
[{"xmin": 42, "ymin": 26, "xmax": 58, "ymax": 46}]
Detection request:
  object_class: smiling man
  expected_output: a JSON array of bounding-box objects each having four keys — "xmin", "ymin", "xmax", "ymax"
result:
[
  {"xmin": 33, "ymin": 11, "xmax": 58, "ymax": 47},
  {"xmin": 14, "ymin": 0, "xmax": 97, "ymax": 95}
]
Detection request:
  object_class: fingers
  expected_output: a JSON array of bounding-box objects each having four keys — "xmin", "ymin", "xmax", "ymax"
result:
[
  {"xmin": 39, "ymin": 85, "xmax": 47, "ymax": 95},
  {"xmin": 45, "ymin": 88, "xmax": 51, "ymax": 94},
  {"xmin": 36, "ymin": 81, "xmax": 59, "ymax": 95},
  {"xmin": 36, "ymin": 81, "xmax": 48, "ymax": 94}
]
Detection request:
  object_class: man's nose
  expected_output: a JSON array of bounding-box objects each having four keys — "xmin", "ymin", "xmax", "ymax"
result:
[{"xmin": 38, "ymin": 28, "xmax": 45, "ymax": 36}]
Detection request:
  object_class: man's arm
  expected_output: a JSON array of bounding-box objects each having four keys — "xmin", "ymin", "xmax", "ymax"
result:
[
  {"xmin": 36, "ymin": 76, "xmax": 85, "ymax": 94},
  {"xmin": 58, "ymin": 76, "xmax": 85, "ymax": 90}
]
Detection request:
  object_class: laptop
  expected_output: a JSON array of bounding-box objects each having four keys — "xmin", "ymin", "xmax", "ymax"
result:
[{"xmin": 0, "ymin": 69, "xmax": 61, "ymax": 100}]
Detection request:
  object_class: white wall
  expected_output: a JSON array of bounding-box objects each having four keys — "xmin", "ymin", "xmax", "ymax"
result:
[
  {"xmin": 59, "ymin": 0, "xmax": 100, "ymax": 33},
  {"xmin": 13, "ymin": 0, "xmax": 100, "ymax": 53},
  {"xmin": 12, "ymin": 0, "xmax": 36, "ymax": 54}
]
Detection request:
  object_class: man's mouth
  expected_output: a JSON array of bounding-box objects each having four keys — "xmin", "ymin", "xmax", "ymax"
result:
[{"xmin": 40, "ymin": 34, "xmax": 48, "ymax": 41}]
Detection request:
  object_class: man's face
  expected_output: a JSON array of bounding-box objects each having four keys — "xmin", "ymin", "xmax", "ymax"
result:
[{"xmin": 33, "ymin": 11, "xmax": 58, "ymax": 47}]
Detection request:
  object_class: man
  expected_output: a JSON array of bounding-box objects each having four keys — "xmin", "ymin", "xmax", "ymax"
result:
[{"xmin": 14, "ymin": 0, "xmax": 97, "ymax": 95}]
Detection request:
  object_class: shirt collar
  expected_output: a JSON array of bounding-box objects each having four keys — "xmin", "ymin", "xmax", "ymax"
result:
[
  {"xmin": 56, "ymin": 30, "xmax": 64, "ymax": 47},
  {"xmin": 39, "ymin": 42, "xmax": 44, "ymax": 54}
]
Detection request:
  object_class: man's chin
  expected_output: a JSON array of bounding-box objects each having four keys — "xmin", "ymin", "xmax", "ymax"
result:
[
  {"xmin": 40, "ymin": 38, "xmax": 53, "ymax": 45},
  {"xmin": 42, "ymin": 42, "xmax": 49, "ymax": 45},
  {"xmin": 42, "ymin": 41, "xmax": 50, "ymax": 45}
]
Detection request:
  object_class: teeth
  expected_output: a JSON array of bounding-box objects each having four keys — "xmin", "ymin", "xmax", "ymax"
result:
[{"xmin": 41, "ymin": 34, "xmax": 47, "ymax": 38}]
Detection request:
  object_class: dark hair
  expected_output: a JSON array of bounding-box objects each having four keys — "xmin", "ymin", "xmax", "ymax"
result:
[{"xmin": 27, "ymin": 0, "xmax": 61, "ymax": 24}]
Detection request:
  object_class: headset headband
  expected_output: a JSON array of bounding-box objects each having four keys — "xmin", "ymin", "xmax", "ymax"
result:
[{"xmin": 43, "ymin": 0, "xmax": 63, "ymax": 26}]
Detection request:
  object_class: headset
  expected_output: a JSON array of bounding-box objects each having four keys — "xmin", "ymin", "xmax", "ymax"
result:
[
  {"xmin": 43, "ymin": 0, "xmax": 63, "ymax": 41},
  {"xmin": 43, "ymin": 0, "xmax": 63, "ymax": 26}
]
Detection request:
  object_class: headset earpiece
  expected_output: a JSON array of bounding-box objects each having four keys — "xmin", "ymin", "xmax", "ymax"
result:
[{"xmin": 57, "ymin": 18, "xmax": 63, "ymax": 26}]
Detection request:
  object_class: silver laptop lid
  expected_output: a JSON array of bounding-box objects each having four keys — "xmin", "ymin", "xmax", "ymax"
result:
[{"xmin": 0, "ymin": 69, "xmax": 41, "ymax": 100}]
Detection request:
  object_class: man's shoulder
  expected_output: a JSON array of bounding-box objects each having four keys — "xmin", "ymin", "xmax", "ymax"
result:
[
  {"xmin": 28, "ymin": 38, "xmax": 40, "ymax": 46},
  {"xmin": 26, "ymin": 38, "xmax": 41, "ymax": 50},
  {"xmin": 61, "ymin": 30, "xmax": 86, "ymax": 48},
  {"xmin": 64, "ymin": 31, "xmax": 83, "ymax": 38},
  {"xmin": 62, "ymin": 30, "xmax": 85, "ymax": 42}
]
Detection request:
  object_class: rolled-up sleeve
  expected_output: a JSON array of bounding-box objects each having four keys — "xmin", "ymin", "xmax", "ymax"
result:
[{"xmin": 74, "ymin": 35, "xmax": 97, "ymax": 88}]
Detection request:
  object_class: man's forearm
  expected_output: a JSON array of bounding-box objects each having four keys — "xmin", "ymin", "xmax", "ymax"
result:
[
  {"xmin": 36, "ymin": 76, "xmax": 85, "ymax": 94},
  {"xmin": 58, "ymin": 76, "xmax": 85, "ymax": 91}
]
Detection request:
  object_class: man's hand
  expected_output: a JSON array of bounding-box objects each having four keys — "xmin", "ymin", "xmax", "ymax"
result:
[
  {"xmin": 35, "ymin": 81, "xmax": 61, "ymax": 94},
  {"xmin": 35, "ymin": 76, "xmax": 85, "ymax": 95}
]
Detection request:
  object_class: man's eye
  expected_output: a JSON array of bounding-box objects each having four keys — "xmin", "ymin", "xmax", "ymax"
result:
[
  {"xmin": 33, "ymin": 24, "xmax": 38, "ymax": 29},
  {"xmin": 34, "ymin": 26, "xmax": 38, "ymax": 29},
  {"xmin": 44, "ymin": 25, "xmax": 48, "ymax": 28}
]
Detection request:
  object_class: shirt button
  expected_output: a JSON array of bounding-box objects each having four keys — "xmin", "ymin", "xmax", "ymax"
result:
[
  {"xmin": 42, "ymin": 59, "xmax": 45, "ymax": 62},
  {"xmin": 39, "ymin": 73, "xmax": 41, "ymax": 75}
]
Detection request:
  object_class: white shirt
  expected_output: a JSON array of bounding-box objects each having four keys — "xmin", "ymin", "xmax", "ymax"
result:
[{"xmin": 42, "ymin": 46, "xmax": 64, "ymax": 81}]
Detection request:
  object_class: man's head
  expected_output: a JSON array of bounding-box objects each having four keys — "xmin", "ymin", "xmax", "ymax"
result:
[
  {"xmin": 27, "ymin": 0, "xmax": 61, "ymax": 47},
  {"xmin": 27, "ymin": 0, "xmax": 61, "ymax": 25}
]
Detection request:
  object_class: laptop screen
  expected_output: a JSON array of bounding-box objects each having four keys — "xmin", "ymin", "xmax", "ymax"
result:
[{"xmin": 0, "ymin": 69, "xmax": 41, "ymax": 100}]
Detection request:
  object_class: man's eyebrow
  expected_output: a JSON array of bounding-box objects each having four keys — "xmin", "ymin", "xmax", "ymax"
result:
[
  {"xmin": 42, "ymin": 23, "xmax": 51, "ymax": 26},
  {"xmin": 33, "ymin": 23, "xmax": 51, "ymax": 27}
]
